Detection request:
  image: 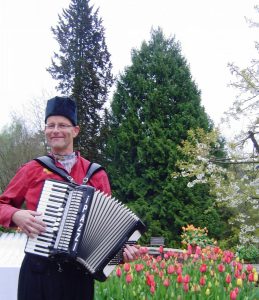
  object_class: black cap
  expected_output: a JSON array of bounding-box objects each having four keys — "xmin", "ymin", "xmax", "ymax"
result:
[{"xmin": 45, "ymin": 96, "xmax": 78, "ymax": 126}]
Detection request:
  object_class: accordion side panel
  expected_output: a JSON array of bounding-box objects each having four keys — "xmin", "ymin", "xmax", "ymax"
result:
[{"xmin": 76, "ymin": 192, "xmax": 145, "ymax": 280}]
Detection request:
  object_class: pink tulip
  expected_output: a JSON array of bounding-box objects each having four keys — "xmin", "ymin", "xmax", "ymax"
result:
[
  {"xmin": 167, "ymin": 265, "xmax": 175, "ymax": 274},
  {"xmin": 246, "ymin": 264, "xmax": 253, "ymax": 272},
  {"xmin": 159, "ymin": 245, "xmax": 164, "ymax": 254},
  {"xmin": 126, "ymin": 273, "xmax": 133, "ymax": 284},
  {"xmin": 230, "ymin": 290, "xmax": 237, "ymax": 300},
  {"xmin": 150, "ymin": 285, "xmax": 155, "ymax": 294},
  {"xmin": 163, "ymin": 278, "xmax": 170, "ymax": 287},
  {"xmin": 183, "ymin": 274, "xmax": 190, "ymax": 283},
  {"xmin": 135, "ymin": 264, "xmax": 144, "ymax": 272},
  {"xmin": 116, "ymin": 267, "xmax": 122, "ymax": 277},
  {"xmin": 124, "ymin": 263, "xmax": 131, "ymax": 272}
]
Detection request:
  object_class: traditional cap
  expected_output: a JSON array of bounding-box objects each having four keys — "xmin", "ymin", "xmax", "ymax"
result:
[{"xmin": 45, "ymin": 96, "xmax": 78, "ymax": 126}]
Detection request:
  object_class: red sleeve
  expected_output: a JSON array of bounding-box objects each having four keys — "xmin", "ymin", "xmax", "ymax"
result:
[
  {"xmin": 89, "ymin": 169, "xmax": 111, "ymax": 196},
  {"xmin": 0, "ymin": 164, "xmax": 30, "ymax": 227}
]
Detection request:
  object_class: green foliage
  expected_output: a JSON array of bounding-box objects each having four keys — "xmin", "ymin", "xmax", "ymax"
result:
[
  {"xmin": 0, "ymin": 226, "xmax": 15, "ymax": 233},
  {"xmin": 47, "ymin": 0, "xmax": 114, "ymax": 162},
  {"xmin": 0, "ymin": 116, "xmax": 45, "ymax": 191},
  {"xmin": 105, "ymin": 28, "xmax": 219, "ymax": 246},
  {"xmin": 237, "ymin": 244, "xmax": 259, "ymax": 263}
]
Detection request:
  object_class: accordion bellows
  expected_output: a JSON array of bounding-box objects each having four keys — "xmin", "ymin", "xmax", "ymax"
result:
[{"xmin": 25, "ymin": 179, "xmax": 146, "ymax": 281}]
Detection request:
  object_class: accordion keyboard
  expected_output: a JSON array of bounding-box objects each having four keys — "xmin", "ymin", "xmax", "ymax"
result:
[{"xmin": 25, "ymin": 180, "xmax": 72, "ymax": 257}]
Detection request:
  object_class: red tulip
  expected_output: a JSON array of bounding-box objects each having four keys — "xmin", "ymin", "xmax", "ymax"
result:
[
  {"xmin": 225, "ymin": 273, "xmax": 231, "ymax": 284},
  {"xmin": 218, "ymin": 263, "xmax": 225, "ymax": 272},
  {"xmin": 199, "ymin": 263, "xmax": 207, "ymax": 273},
  {"xmin": 177, "ymin": 274, "xmax": 183, "ymax": 283},
  {"xmin": 159, "ymin": 245, "xmax": 164, "ymax": 254},
  {"xmin": 248, "ymin": 272, "xmax": 254, "ymax": 282},
  {"xmin": 146, "ymin": 274, "xmax": 155, "ymax": 287},
  {"xmin": 199, "ymin": 276, "xmax": 206, "ymax": 286}
]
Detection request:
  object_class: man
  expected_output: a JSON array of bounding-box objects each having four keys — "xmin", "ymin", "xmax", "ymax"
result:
[{"xmin": 0, "ymin": 96, "xmax": 139, "ymax": 300}]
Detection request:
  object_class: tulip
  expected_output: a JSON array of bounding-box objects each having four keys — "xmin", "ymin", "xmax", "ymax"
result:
[
  {"xmin": 199, "ymin": 263, "xmax": 207, "ymax": 273},
  {"xmin": 199, "ymin": 276, "xmax": 206, "ymax": 286},
  {"xmin": 246, "ymin": 264, "xmax": 253, "ymax": 272},
  {"xmin": 150, "ymin": 285, "xmax": 155, "ymax": 294},
  {"xmin": 160, "ymin": 260, "xmax": 166, "ymax": 269},
  {"xmin": 167, "ymin": 265, "xmax": 175, "ymax": 274},
  {"xmin": 163, "ymin": 278, "xmax": 170, "ymax": 287},
  {"xmin": 225, "ymin": 273, "xmax": 231, "ymax": 284},
  {"xmin": 248, "ymin": 272, "xmax": 254, "ymax": 282},
  {"xmin": 218, "ymin": 263, "xmax": 225, "ymax": 272},
  {"xmin": 159, "ymin": 245, "xmax": 164, "ymax": 254},
  {"xmin": 183, "ymin": 283, "xmax": 189, "ymax": 292},
  {"xmin": 205, "ymin": 288, "xmax": 210, "ymax": 295},
  {"xmin": 124, "ymin": 263, "xmax": 131, "ymax": 272},
  {"xmin": 135, "ymin": 264, "xmax": 144, "ymax": 272},
  {"xmin": 116, "ymin": 267, "xmax": 122, "ymax": 277},
  {"xmin": 146, "ymin": 274, "xmax": 155, "ymax": 287},
  {"xmin": 230, "ymin": 289, "xmax": 237, "ymax": 300},
  {"xmin": 126, "ymin": 273, "xmax": 133, "ymax": 284},
  {"xmin": 177, "ymin": 274, "xmax": 183, "ymax": 283},
  {"xmin": 236, "ymin": 277, "xmax": 242, "ymax": 287},
  {"xmin": 254, "ymin": 272, "xmax": 258, "ymax": 282},
  {"xmin": 183, "ymin": 274, "xmax": 190, "ymax": 283}
]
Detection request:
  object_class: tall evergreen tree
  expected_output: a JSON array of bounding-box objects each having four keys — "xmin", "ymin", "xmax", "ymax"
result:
[
  {"xmin": 47, "ymin": 0, "xmax": 114, "ymax": 162},
  {"xmin": 105, "ymin": 28, "xmax": 219, "ymax": 246}
]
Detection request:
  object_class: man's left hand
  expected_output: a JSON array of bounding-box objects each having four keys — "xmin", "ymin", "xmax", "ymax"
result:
[{"xmin": 123, "ymin": 244, "xmax": 140, "ymax": 262}]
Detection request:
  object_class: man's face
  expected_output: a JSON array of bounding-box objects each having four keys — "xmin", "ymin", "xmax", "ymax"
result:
[{"xmin": 44, "ymin": 115, "xmax": 79, "ymax": 154}]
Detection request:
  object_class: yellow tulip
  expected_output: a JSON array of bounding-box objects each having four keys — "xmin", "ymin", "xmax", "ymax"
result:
[{"xmin": 236, "ymin": 278, "xmax": 243, "ymax": 287}]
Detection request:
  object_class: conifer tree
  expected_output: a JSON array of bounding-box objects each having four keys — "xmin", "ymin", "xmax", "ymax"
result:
[
  {"xmin": 105, "ymin": 28, "xmax": 220, "ymax": 245},
  {"xmin": 47, "ymin": 0, "xmax": 113, "ymax": 161}
]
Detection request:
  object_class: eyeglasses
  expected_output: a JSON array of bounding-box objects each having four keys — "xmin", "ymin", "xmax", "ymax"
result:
[{"xmin": 45, "ymin": 123, "xmax": 74, "ymax": 130}]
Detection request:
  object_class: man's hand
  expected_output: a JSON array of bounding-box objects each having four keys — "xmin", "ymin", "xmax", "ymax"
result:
[
  {"xmin": 12, "ymin": 210, "xmax": 46, "ymax": 238},
  {"xmin": 123, "ymin": 244, "xmax": 140, "ymax": 262}
]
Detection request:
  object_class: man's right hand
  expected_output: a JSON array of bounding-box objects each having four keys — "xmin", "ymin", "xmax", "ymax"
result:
[{"xmin": 12, "ymin": 210, "xmax": 46, "ymax": 238}]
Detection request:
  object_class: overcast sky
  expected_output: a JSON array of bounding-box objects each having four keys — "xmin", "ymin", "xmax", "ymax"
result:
[{"xmin": 0, "ymin": 0, "xmax": 258, "ymax": 134}]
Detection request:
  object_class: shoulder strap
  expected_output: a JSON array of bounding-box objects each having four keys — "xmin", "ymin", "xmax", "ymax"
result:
[
  {"xmin": 34, "ymin": 156, "xmax": 74, "ymax": 183},
  {"xmin": 82, "ymin": 162, "xmax": 104, "ymax": 184}
]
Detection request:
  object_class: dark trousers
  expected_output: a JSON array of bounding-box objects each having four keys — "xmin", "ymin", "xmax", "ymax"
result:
[{"xmin": 18, "ymin": 254, "xmax": 94, "ymax": 300}]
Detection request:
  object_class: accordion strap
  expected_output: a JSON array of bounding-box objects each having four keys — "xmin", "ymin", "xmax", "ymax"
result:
[
  {"xmin": 82, "ymin": 162, "xmax": 104, "ymax": 184},
  {"xmin": 34, "ymin": 156, "xmax": 104, "ymax": 184}
]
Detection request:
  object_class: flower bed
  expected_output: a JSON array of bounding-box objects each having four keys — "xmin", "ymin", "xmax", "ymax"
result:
[{"xmin": 95, "ymin": 246, "xmax": 259, "ymax": 299}]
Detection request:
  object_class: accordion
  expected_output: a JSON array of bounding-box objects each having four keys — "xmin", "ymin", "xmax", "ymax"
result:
[{"xmin": 25, "ymin": 179, "xmax": 146, "ymax": 281}]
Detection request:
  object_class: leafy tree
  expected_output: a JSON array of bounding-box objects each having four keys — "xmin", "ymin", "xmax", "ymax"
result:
[
  {"xmin": 0, "ymin": 116, "xmax": 45, "ymax": 192},
  {"xmin": 105, "ymin": 28, "xmax": 220, "ymax": 246},
  {"xmin": 175, "ymin": 128, "xmax": 259, "ymax": 249},
  {"xmin": 47, "ymin": 0, "xmax": 114, "ymax": 162}
]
